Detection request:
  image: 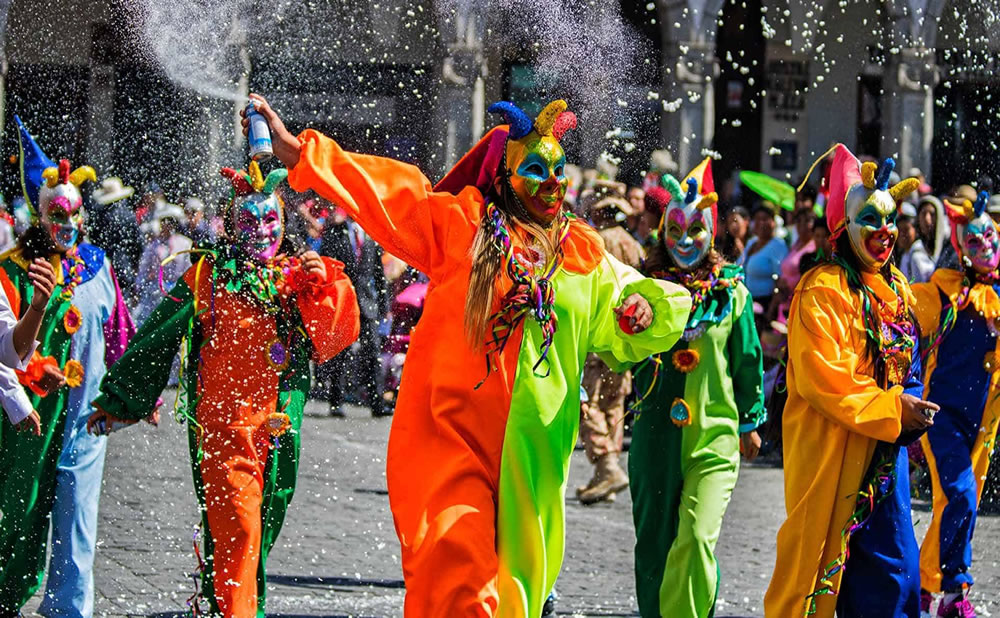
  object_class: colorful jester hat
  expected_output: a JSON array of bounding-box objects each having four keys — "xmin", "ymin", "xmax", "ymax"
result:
[
  {"xmin": 15, "ymin": 115, "xmax": 96, "ymax": 225},
  {"xmin": 657, "ymin": 157, "xmax": 719, "ymax": 270},
  {"xmin": 433, "ymin": 100, "xmax": 577, "ymax": 223},
  {"xmin": 823, "ymin": 144, "xmax": 919, "ymax": 271},
  {"xmin": 219, "ymin": 161, "xmax": 289, "ymax": 261},
  {"xmin": 945, "ymin": 190, "xmax": 1000, "ymax": 275}
]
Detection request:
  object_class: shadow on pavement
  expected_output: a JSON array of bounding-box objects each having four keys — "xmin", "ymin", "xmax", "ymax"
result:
[{"xmin": 267, "ymin": 574, "xmax": 406, "ymax": 589}]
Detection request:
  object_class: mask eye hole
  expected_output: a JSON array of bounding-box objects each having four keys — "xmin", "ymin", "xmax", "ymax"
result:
[
  {"xmin": 667, "ymin": 223, "xmax": 683, "ymax": 239},
  {"xmin": 554, "ymin": 164, "xmax": 565, "ymax": 177},
  {"xmin": 525, "ymin": 163, "xmax": 545, "ymax": 177}
]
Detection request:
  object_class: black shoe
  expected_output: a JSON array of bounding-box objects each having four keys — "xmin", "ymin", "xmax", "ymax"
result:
[
  {"xmin": 541, "ymin": 591, "xmax": 556, "ymax": 617},
  {"xmin": 372, "ymin": 408, "xmax": 393, "ymax": 418},
  {"xmin": 329, "ymin": 406, "xmax": 346, "ymax": 418}
]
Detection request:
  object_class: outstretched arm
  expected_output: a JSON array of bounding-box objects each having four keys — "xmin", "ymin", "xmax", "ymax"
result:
[
  {"xmin": 244, "ymin": 94, "xmax": 481, "ymax": 279},
  {"xmin": 91, "ymin": 276, "xmax": 195, "ymax": 426},
  {"xmin": 590, "ymin": 252, "xmax": 692, "ymax": 369},
  {"xmin": 292, "ymin": 252, "xmax": 361, "ymax": 364}
]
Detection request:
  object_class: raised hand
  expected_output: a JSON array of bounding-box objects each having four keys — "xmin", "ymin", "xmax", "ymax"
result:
[
  {"xmin": 240, "ymin": 94, "xmax": 301, "ymax": 169},
  {"xmin": 614, "ymin": 293, "xmax": 653, "ymax": 334}
]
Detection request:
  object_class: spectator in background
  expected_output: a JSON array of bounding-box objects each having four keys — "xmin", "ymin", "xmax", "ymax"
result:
[
  {"xmin": 778, "ymin": 203, "xmax": 816, "ymax": 293},
  {"xmin": 798, "ymin": 215, "xmax": 831, "ymax": 275},
  {"xmin": 988, "ymin": 194, "xmax": 1000, "ymax": 225},
  {"xmin": 639, "ymin": 185, "xmax": 669, "ymax": 247},
  {"xmin": 897, "ymin": 202, "xmax": 934, "ymax": 283},
  {"xmin": 742, "ymin": 202, "xmax": 788, "ymax": 316},
  {"xmin": 90, "ymin": 177, "xmax": 144, "ymax": 305},
  {"xmin": 625, "ymin": 186, "xmax": 645, "ymax": 238},
  {"xmin": 134, "ymin": 201, "xmax": 191, "ymax": 326},
  {"xmin": 319, "ymin": 208, "xmax": 391, "ymax": 417},
  {"xmin": 134, "ymin": 182, "xmax": 164, "ymax": 227},
  {"xmin": 719, "ymin": 205, "xmax": 750, "ymax": 263},
  {"xmin": 0, "ymin": 195, "xmax": 16, "ymax": 254},
  {"xmin": 182, "ymin": 197, "xmax": 214, "ymax": 247}
]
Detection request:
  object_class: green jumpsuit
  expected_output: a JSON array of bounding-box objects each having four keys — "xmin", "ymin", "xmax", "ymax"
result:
[{"xmin": 628, "ymin": 265, "xmax": 765, "ymax": 617}]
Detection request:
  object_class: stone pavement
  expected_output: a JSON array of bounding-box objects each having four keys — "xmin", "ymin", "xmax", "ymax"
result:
[{"xmin": 20, "ymin": 395, "xmax": 1000, "ymax": 617}]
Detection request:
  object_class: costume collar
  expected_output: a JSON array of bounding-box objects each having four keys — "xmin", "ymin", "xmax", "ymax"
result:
[{"xmin": 931, "ymin": 268, "xmax": 1000, "ymax": 320}]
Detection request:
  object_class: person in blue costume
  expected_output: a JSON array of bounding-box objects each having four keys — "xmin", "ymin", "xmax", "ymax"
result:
[
  {"xmin": 912, "ymin": 191, "xmax": 1000, "ymax": 618},
  {"xmin": 0, "ymin": 116, "xmax": 138, "ymax": 618}
]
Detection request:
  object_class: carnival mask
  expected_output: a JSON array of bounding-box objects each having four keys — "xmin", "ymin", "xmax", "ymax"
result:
[
  {"xmin": 841, "ymin": 159, "xmax": 917, "ymax": 272},
  {"xmin": 661, "ymin": 177, "xmax": 718, "ymax": 270},
  {"xmin": 38, "ymin": 159, "xmax": 95, "ymax": 252},
  {"xmin": 946, "ymin": 191, "xmax": 1000, "ymax": 275},
  {"xmin": 234, "ymin": 194, "xmax": 284, "ymax": 261},
  {"xmin": 488, "ymin": 100, "xmax": 577, "ymax": 226},
  {"xmin": 656, "ymin": 158, "xmax": 718, "ymax": 271},
  {"xmin": 220, "ymin": 161, "xmax": 289, "ymax": 263}
]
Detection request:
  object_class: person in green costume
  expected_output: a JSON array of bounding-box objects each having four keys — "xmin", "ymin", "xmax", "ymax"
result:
[{"xmin": 626, "ymin": 159, "xmax": 766, "ymax": 618}]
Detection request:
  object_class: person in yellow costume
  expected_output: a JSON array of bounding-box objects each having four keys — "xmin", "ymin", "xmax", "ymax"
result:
[
  {"xmin": 912, "ymin": 190, "xmax": 1000, "ymax": 618},
  {"xmin": 764, "ymin": 144, "xmax": 937, "ymax": 618}
]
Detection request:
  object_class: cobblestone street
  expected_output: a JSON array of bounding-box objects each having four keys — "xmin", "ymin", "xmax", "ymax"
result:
[{"xmin": 21, "ymin": 395, "xmax": 1000, "ymax": 617}]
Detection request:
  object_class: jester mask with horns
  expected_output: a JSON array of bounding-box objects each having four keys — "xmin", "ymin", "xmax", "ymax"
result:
[
  {"xmin": 15, "ymin": 114, "xmax": 97, "ymax": 252},
  {"xmin": 824, "ymin": 144, "xmax": 919, "ymax": 272},
  {"xmin": 484, "ymin": 100, "xmax": 577, "ymax": 226},
  {"xmin": 657, "ymin": 158, "xmax": 718, "ymax": 270},
  {"xmin": 945, "ymin": 190, "xmax": 1000, "ymax": 276},
  {"xmin": 220, "ymin": 161, "xmax": 288, "ymax": 262}
]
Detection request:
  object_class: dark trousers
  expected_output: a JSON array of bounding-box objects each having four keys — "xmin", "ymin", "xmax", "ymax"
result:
[{"xmin": 319, "ymin": 318, "xmax": 385, "ymax": 416}]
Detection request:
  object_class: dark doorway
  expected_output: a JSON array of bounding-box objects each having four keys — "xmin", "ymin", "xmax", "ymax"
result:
[
  {"xmin": 856, "ymin": 74, "xmax": 883, "ymax": 159},
  {"xmin": 713, "ymin": 0, "xmax": 766, "ymax": 184}
]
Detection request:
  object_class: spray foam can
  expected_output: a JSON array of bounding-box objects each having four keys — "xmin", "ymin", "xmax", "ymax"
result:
[{"xmin": 246, "ymin": 100, "xmax": 273, "ymax": 161}]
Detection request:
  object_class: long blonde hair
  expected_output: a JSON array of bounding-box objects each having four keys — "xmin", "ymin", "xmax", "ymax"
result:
[{"xmin": 464, "ymin": 183, "xmax": 562, "ymax": 350}]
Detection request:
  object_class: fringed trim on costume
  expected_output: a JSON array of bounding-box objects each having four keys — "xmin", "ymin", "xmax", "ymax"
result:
[{"xmin": 477, "ymin": 202, "xmax": 571, "ymax": 387}]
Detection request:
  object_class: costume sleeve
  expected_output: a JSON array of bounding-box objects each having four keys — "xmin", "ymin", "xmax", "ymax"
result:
[
  {"xmin": 590, "ymin": 252, "xmax": 691, "ymax": 370},
  {"xmin": 0, "ymin": 268, "xmax": 35, "ymax": 369},
  {"xmin": 895, "ymin": 339, "xmax": 927, "ymax": 446},
  {"xmin": 788, "ymin": 285, "xmax": 903, "ymax": 442},
  {"xmin": 293, "ymin": 256, "xmax": 361, "ymax": 364},
  {"xmin": 288, "ymin": 129, "xmax": 483, "ymax": 279},
  {"xmin": 729, "ymin": 286, "xmax": 766, "ymax": 432},
  {"xmin": 0, "ymin": 362, "xmax": 33, "ymax": 425},
  {"xmin": 93, "ymin": 278, "xmax": 195, "ymax": 421},
  {"xmin": 103, "ymin": 265, "xmax": 137, "ymax": 367},
  {"xmin": 910, "ymin": 281, "xmax": 943, "ymax": 340}
]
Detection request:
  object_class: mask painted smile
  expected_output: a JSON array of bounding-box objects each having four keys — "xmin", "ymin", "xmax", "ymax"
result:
[{"xmin": 235, "ymin": 195, "xmax": 283, "ymax": 262}]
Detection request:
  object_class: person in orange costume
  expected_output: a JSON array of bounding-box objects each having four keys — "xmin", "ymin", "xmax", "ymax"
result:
[
  {"xmin": 764, "ymin": 146, "xmax": 937, "ymax": 617},
  {"xmin": 242, "ymin": 94, "xmax": 691, "ymax": 617},
  {"xmin": 88, "ymin": 162, "xmax": 360, "ymax": 617}
]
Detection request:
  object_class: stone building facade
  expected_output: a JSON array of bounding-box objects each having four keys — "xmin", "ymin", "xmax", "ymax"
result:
[{"xmin": 0, "ymin": 0, "xmax": 991, "ymax": 201}]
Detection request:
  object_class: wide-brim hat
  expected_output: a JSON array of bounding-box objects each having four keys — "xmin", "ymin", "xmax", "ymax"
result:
[
  {"xmin": 93, "ymin": 177, "xmax": 134, "ymax": 205},
  {"xmin": 581, "ymin": 179, "xmax": 635, "ymax": 217},
  {"xmin": 151, "ymin": 200, "xmax": 187, "ymax": 225}
]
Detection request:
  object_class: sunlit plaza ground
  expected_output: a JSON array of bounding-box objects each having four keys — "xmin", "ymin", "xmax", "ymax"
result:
[{"xmin": 18, "ymin": 393, "xmax": 1000, "ymax": 617}]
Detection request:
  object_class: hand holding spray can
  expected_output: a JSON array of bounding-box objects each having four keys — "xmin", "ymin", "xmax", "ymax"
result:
[{"xmin": 245, "ymin": 100, "xmax": 273, "ymax": 161}]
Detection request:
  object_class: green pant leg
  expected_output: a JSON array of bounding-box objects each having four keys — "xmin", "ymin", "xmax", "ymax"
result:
[
  {"xmin": 187, "ymin": 419, "xmax": 220, "ymax": 615},
  {"xmin": 0, "ymin": 398, "xmax": 68, "ymax": 612},
  {"xmin": 256, "ymin": 391, "xmax": 304, "ymax": 616},
  {"xmin": 628, "ymin": 407, "xmax": 684, "ymax": 618},
  {"xmin": 658, "ymin": 458, "xmax": 738, "ymax": 618}
]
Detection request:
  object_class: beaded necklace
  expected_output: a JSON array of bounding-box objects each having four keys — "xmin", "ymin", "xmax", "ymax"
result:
[
  {"xmin": 58, "ymin": 247, "xmax": 86, "ymax": 301},
  {"xmin": 650, "ymin": 262, "xmax": 744, "ymax": 319},
  {"xmin": 478, "ymin": 201, "xmax": 571, "ymax": 385},
  {"xmin": 832, "ymin": 254, "xmax": 916, "ymax": 385}
]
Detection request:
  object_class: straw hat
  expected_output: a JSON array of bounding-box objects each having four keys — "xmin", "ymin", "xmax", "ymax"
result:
[{"xmin": 93, "ymin": 177, "xmax": 135, "ymax": 205}]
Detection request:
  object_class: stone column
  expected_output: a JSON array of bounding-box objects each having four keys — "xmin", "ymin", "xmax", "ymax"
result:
[
  {"xmin": 662, "ymin": 41, "xmax": 716, "ymax": 175},
  {"xmin": 881, "ymin": 47, "xmax": 938, "ymax": 178},
  {"xmin": 432, "ymin": 3, "xmax": 487, "ymax": 179}
]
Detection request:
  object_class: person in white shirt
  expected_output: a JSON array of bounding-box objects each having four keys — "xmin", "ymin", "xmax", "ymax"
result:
[{"xmin": 0, "ymin": 256, "xmax": 59, "ymax": 435}]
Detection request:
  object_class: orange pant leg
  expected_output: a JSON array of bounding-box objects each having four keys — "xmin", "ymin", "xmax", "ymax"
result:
[
  {"xmin": 388, "ymin": 441, "xmax": 502, "ymax": 616},
  {"xmin": 200, "ymin": 425, "xmax": 269, "ymax": 617}
]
